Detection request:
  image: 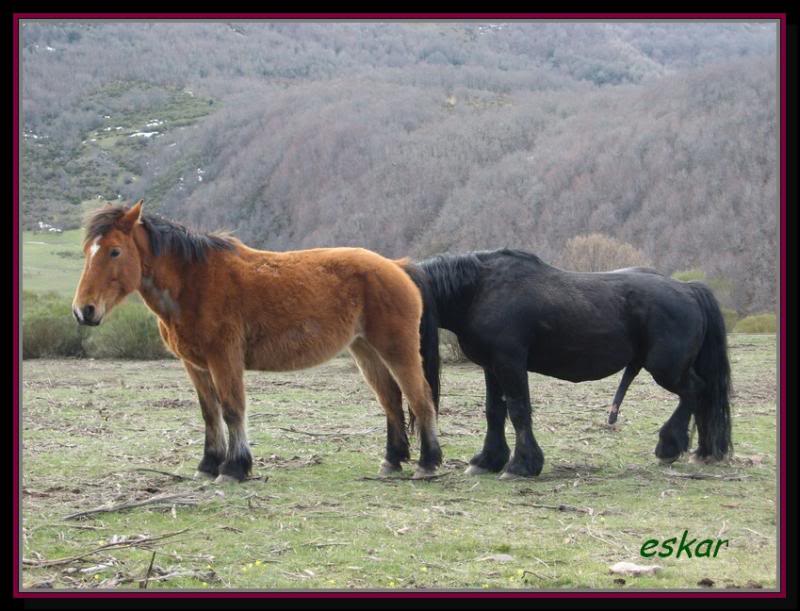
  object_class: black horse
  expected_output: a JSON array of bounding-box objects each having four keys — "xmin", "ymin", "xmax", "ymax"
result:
[{"xmin": 415, "ymin": 248, "xmax": 732, "ymax": 479}]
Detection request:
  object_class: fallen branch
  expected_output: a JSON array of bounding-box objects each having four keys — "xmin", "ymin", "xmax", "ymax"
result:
[
  {"xmin": 22, "ymin": 529, "xmax": 189, "ymax": 568},
  {"xmin": 63, "ymin": 492, "xmax": 202, "ymax": 520},
  {"xmin": 248, "ymin": 412, "xmax": 278, "ymax": 420},
  {"xmin": 513, "ymin": 502, "xmax": 600, "ymax": 515},
  {"xmin": 584, "ymin": 526, "xmax": 628, "ymax": 551},
  {"xmin": 440, "ymin": 393, "xmax": 485, "ymax": 399},
  {"xmin": 141, "ymin": 551, "xmax": 157, "ymax": 589},
  {"xmin": 411, "ymin": 472, "xmax": 452, "ymax": 481},
  {"xmin": 275, "ymin": 426, "xmax": 377, "ymax": 437},
  {"xmin": 44, "ymin": 523, "xmax": 107, "ymax": 531},
  {"xmin": 130, "ymin": 468, "xmax": 194, "ymax": 481},
  {"xmin": 665, "ymin": 470, "xmax": 748, "ymax": 481},
  {"xmin": 742, "ymin": 527, "xmax": 771, "ymax": 540},
  {"xmin": 521, "ymin": 569, "xmax": 550, "ymax": 581},
  {"xmin": 358, "ymin": 472, "xmax": 452, "ymax": 482},
  {"xmin": 102, "ymin": 569, "xmax": 220, "ymax": 588}
]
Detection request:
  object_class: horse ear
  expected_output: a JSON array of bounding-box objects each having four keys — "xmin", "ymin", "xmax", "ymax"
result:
[{"xmin": 118, "ymin": 199, "xmax": 144, "ymax": 232}]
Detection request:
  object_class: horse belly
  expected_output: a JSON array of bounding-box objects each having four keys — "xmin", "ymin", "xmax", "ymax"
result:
[
  {"xmin": 528, "ymin": 345, "xmax": 632, "ymax": 382},
  {"xmin": 244, "ymin": 320, "xmax": 355, "ymax": 372}
]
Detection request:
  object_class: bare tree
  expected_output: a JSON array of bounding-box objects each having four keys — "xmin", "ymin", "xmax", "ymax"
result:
[{"xmin": 560, "ymin": 233, "xmax": 652, "ymax": 272}]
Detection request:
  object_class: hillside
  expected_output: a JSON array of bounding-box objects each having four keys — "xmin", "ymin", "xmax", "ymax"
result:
[{"xmin": 20, "ymin": 21, "xmax": 778, "ymax": 313}]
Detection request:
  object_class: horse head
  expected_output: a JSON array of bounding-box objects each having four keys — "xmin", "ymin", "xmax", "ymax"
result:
[{"xmin": 72, "ymin": 199, "xmax": 146, "ymax": 326}]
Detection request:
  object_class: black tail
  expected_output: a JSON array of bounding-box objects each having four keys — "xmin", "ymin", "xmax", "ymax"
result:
[
  {"xmin": 689, "ymin": 283, "xmax": 733, "ymax": 460},
  {"xmin": 401, "ymin": 263, "xmax": 440, "ymax": 432}
]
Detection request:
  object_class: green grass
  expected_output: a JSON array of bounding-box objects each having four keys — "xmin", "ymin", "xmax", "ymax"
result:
[
  {"xmin": 21, "ymin": 335, "xmax": 777, "ymax": 591},
  {"xmin": 22, "ymin": 230, "xmax": 85, "ymax": 297}
]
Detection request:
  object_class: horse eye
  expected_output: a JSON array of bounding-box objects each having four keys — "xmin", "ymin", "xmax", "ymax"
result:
[{"xmin": 110, "ymin": 249, "xmax": 121, "ymax": 258}]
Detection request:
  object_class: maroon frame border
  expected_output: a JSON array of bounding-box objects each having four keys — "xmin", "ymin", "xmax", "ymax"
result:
[{"xmin": 12, "ymin": 12, "xmax": 788, "ymax": 600}]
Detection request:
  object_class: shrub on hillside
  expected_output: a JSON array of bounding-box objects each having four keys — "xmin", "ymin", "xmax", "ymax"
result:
[
  {"xmin": 561, "ymin": 233, "xmax": 651, "ymax": 272},
  {"xmin": 671, "ymin": 268, "xmax": 734, "ymax": 309},
  {"xmin": 720, "ymin": 307, "xmax": 740, "ymax": 333},
  {"xmin": 671, "ymin": 268, "xmax": 706, "ymax": 283},
  {"xmin": 733, "ymin": 313, "xmax": 776, "ymax": 334},
  {"xmin": 22, "ymin": 292, "xmax": 86, "ymax": 358},
  {"xmin": 82, "ymin": 302, "xmax": 173, "ymax": 359}
]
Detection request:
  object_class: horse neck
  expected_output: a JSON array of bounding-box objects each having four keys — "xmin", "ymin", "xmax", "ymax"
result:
[
  {"xmin": 133, "ymin": 229, "xmax": 188, "ymax": 323},
  {"xmin": 434, "ymin": 293, "xmax": 472, "ymax": 334},
  {"xmin": 427, "ymin": 275, "xmax": 477, "ymax": 334}
]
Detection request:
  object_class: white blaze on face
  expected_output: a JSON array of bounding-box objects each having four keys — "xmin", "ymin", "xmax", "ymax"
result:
[{"xmin": 89, "ymin": 238, "xmax": 101, "ymax": 259}]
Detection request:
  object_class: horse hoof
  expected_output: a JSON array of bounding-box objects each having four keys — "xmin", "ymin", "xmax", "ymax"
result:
[
  {"xmin": 378, "ymin": 461, "xmax": 403, "ymax": 477},
  {"xmin": 464, "ymin": 464, "xmax": 490, "ymax": 476},
  {"xmin": 607, "ymin": 403, "xmax": 619, "ymax": 425},
  {"xmin": 194, "ymin": 470, "xmax": 216, "ymax": 481},
  {"xmin": 213, "ymin": 474, "xmax": 240, "ymax": 485},
  {"xmin": 499, "ymin": 471, "xmax": 526, "ymax": 481},
  {"xmin": 690, "ymin": 452, "xmax": 721, "ymax": 465},
  {"xmin": 411, "ymin": 467, "xmax": 437, "ymax": 480}
]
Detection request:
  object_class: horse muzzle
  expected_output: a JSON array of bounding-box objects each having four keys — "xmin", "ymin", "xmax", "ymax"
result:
[{"xmin": 73, "ymin": 304, "xmax": 103, "ymax": 326}]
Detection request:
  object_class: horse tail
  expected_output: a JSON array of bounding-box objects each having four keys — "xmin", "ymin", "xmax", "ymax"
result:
[
  {"xmin": 399, "ymin": 262, "xmax": 440, "ymax": 432},
  {"xmin": 689, "ymin": 283, "xmax": 733, "ymax": 460}
]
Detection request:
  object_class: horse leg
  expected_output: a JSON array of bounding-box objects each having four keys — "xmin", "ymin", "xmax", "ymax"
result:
[
  {"xmin": 349, "ymin": 338, "xmax": 409, "ymax": 477},
  {"xmin": 182, "ymin": 361, "xmax": 226, "ymax": 479},
  {"xmin": 377, "ymin": 348, "xmax": 442, "ymax": 479},
  {"xmin": 466, "ymin": 369, "xmax": 510, "ymax": 475},
  {"xmin": 492, "ymin": 355, "xmax": 544, "ymax": 479},
  {"xmin": 207, "ymin": 354, "xmax": 252, "ymax": 483},
  {"xmin": 652, "ymin": 367, "xmax": 705, "ymax": 464},
  {"xmin": 608, "ymin": 363, "xmax": 642, "ymax": 424}
]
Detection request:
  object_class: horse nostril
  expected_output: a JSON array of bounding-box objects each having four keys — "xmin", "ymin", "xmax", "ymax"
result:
[{"xmin": 83, "ymin": 304, "xmax": 96, "ymax": 320}]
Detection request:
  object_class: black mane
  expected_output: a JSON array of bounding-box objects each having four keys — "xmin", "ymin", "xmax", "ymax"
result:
[
  {"xmin": 418, "ymin": 248, "xmax": 548, "ymax": 306},
  {"xmin": 84, "ymin": 205, "xmax": 237, "ymax": 263},
  {"xmin": 417, "ymin": 252, "xmax": 485, "ymax": 308},
  {"xmin": 483, "ymin": 248, "xmax": 546, "ymax": 265}
]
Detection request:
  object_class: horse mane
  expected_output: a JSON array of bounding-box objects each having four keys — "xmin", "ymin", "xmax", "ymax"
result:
[
  {"xmin": 486, "ymin": 248, "xmax": 546, "ymax": 265},
  {"xmin": 418, "ymin": 247, "xmax": 553, "ymax": 309},
  {"xmin": 417, "ymin": 251, "xmax": 486, "ymax": 306},
  {"xmin": 84, "ymin": 205, "xmax": 237, "ymax": 263}
]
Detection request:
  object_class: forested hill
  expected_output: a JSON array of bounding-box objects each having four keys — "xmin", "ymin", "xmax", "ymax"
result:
[{"xmin": 21, "ymin": 22, "xmax": 777, "ymax": 312}]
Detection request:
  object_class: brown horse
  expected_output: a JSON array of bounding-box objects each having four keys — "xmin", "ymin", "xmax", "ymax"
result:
[{"xmin": 72, "ymin": 200, "xmax": 442, "ymax": 482}]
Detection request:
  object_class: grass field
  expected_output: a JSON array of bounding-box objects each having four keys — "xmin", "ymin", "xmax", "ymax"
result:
[
  {"xmin": 22, "ymin": 229, "xmax": 85, "ymax": 297},
  {"xmin": 20, "ymin": 334, "xmax": 777, "ymax": 591}
]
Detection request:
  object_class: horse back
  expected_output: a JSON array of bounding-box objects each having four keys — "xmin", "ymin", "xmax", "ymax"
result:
[
  {"xmin": 198, "ymin": 246, "xmax": 422, "ymax": 371},
  {"xmin": 464, "ymin": 254, "xmax": 703, "ymax": 381}
]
